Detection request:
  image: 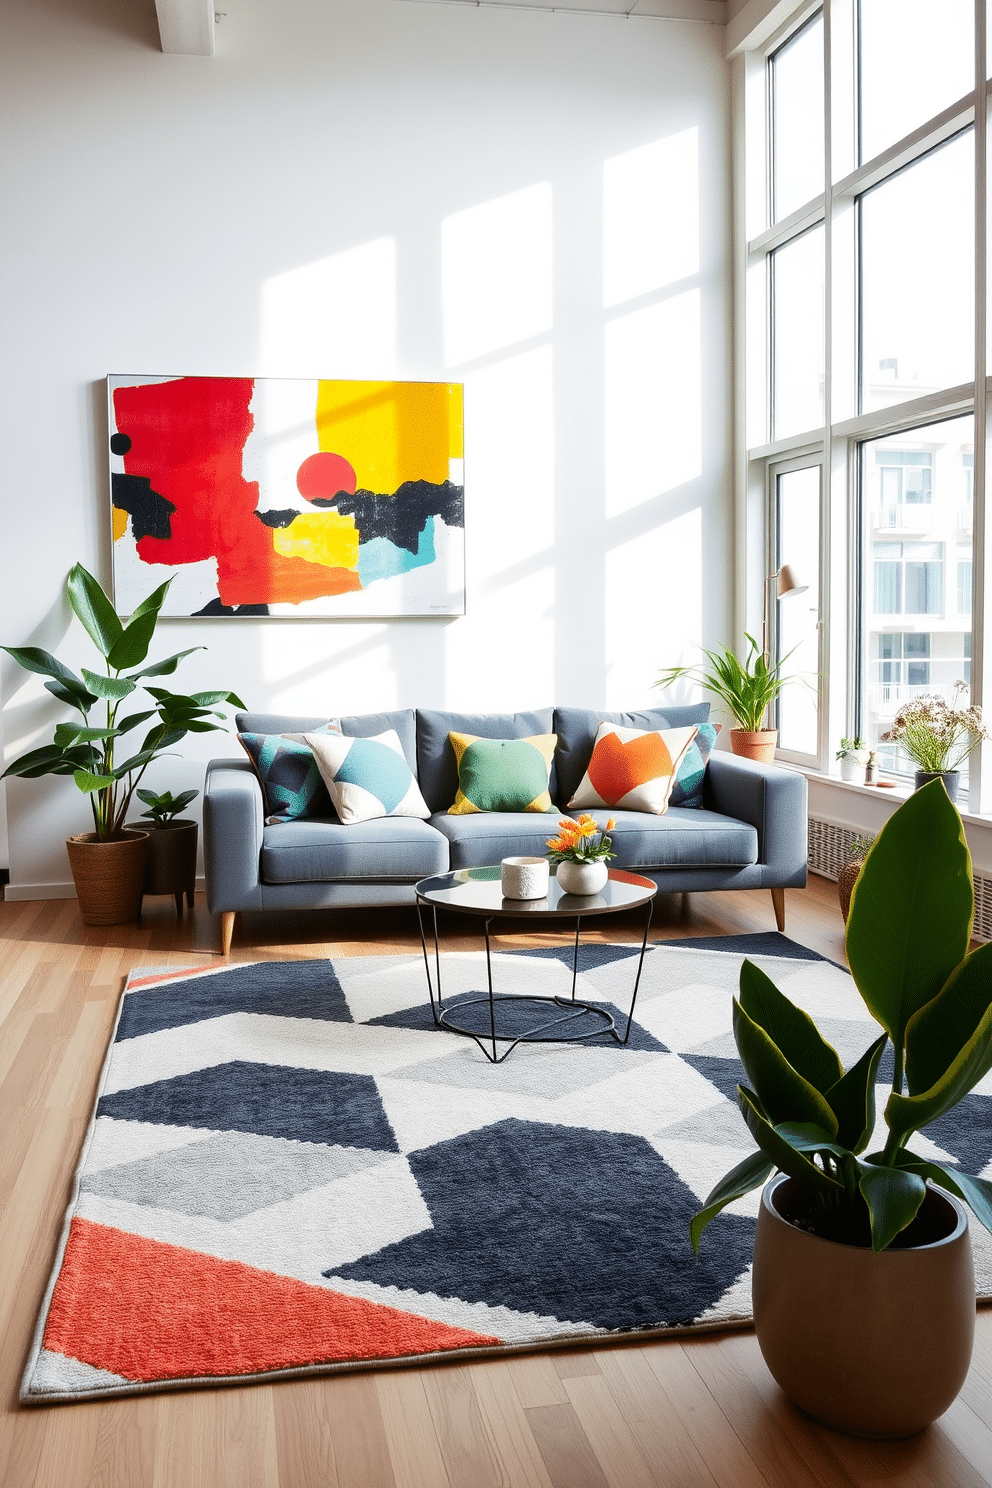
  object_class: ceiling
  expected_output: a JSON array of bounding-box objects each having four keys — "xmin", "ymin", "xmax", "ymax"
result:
[{"xmin": 154, "ymin": 0, "xmax": 728, "ymax": 56}]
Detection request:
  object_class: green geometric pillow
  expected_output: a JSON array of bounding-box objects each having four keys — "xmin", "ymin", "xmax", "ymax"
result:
[
  {"xmin": 447, "ymin": 732, "xmax": 557, "ymax": 814},
  {"xmin": 238, "ymin": 723, "xmax": 341, "ymax": 824}
]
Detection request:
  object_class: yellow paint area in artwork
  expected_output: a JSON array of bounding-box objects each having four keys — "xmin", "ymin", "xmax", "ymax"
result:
[
  {"xmin": 273, "ymin": 511, "xmax": 360, "ymax": 570},
  {"xmin": 112, "ymin": 507, "xmax": 129, "ymax": 542},
  {"xmin": 315, "ymin": 381, "xmax": 464, "ymax": 495}
]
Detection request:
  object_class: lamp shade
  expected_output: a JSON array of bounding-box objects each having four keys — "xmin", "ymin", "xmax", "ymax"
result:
[{"xmin": 776, "ymin": 564, "xmax": 808, "ymax": 600}]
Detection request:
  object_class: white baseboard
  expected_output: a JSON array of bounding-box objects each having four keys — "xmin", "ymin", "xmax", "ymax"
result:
[{"xmin": 6, "ymin": 876, "xmax": 207, "ymax": 903}]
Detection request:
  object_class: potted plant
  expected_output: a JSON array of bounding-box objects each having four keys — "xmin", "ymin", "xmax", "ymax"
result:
[
  {"xmin": 2, "ymin": 564, "xmax": 243, "ymax": 925},
  {"xmin": 835, "ymin": 735, "xmax": 869, "ymax": 783},
  {"xmin": 133, "ymin": 788, "xmax": 200, "ymax": 916},
  {"xmin": 546, "ymin": 814, "xmax": 616, "ymax": 895},
  {"xmin": 880, "ymin": 681, "xmax": 989, "ymax": 802},
  {"xmin": 690, "ymin": 780, "xmax": 992, "ymax": 1438},
  {"xmin": 836, "ymin": 832, "xmax": 874, "ymax": 922},
  {"xmin": 656, "ymin": 633, "xmax": 795, "ymax": 762}
]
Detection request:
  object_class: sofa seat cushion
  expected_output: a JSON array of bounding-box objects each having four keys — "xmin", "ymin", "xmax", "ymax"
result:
[
  {"xmin": 430, "ymin": 811, "xmax": 560, "ymax": 870},
  {"xmin": 601, "ymin": 807, "xmax": 758, "ymax": 871},
  {"xmin": 260, "ymin": 817, "xmax": 449, "ymax": 885}
]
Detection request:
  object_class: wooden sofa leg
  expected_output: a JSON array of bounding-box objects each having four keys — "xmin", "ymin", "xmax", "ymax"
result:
[
  {"xmin": 219, "ymin": 912, "xmax": 236, "ymax": 956},
  {"xmin": 771, "ymin": 888, "xmax": 786, "ymax": 932}
]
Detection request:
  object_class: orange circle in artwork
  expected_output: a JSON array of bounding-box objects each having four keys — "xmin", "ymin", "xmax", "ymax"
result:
[{"xmin": 296, "ymin": 452, "xmax": 357, "ymax": 502}]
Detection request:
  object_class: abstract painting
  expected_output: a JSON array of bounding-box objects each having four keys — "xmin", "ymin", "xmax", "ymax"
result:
[{"xmin": 108, "ymin": 376, "xmax": 465, "ymax": 617}]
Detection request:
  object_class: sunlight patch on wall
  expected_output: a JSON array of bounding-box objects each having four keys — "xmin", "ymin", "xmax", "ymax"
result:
[
  {"xmin": 260, "ymin": 623, "xmax": 395, "ymax": 710},
  {"xmin": 603, "ymin": 130, "xmax": 699, "ymax": 309},
  {"xmin": 442, "ymin": 184, "xmax": 553, "ymax": 365},
  {"xmin": 605, "ymin": 508, "xmax": 702, "ymax": 708},
  {"xmin": 604, "ymin": 290, "xmax": 701, "ymax": 518},
  {"xmin": 259, "ymin": 239, "xmax": 397, "ymax": 377}
]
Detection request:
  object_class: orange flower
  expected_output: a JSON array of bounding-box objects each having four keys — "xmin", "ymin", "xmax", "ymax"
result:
[{"xmin": 605, "ymin": 817, "xmax": 616, "ymax": 831}]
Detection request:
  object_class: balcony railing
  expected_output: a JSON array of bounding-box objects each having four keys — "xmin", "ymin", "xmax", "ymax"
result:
[{"xmin": 872, "ymin": 504, "xmax": 935, "ymax": 532}]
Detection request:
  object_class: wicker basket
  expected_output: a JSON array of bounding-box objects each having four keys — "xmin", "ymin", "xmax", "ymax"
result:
[
  {"xmin": 65, "ymin": 829, "xmax": 149, "ymax": 925},
  {"xmin": 837, "ymin": 858, "xmax": 864, "ymax": 923}
]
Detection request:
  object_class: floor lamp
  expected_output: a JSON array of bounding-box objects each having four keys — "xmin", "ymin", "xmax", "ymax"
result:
[{"xmin": 762, "ymin": 564, "xmax": 808, "ymax": 659}]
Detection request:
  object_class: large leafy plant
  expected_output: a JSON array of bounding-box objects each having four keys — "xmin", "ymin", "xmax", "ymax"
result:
[
  {"xmin": 691, "ymin": 779, "xmax": 992, "ymax": 1254},
  {"xmin": 2, "ymin": 564, "xmax": 243, "ymax": 841},
  {"xmin": 656, "ymin": 633, "xmax": 795, "ymax": 733}
]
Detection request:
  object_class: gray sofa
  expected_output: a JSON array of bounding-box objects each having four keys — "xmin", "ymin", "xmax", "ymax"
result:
[{"xmin": 203, "ymin": 705, "xmax": 808, "ymax": 953}]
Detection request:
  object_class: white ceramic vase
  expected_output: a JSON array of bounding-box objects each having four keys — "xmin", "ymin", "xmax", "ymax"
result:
[{"xmin": 556, "ymin": 859, "xmax": 609, "ymax": 895}]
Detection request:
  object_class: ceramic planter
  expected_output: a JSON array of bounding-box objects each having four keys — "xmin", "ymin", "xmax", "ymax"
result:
[
  {"xmin": 65, "ymin": 829, "xmax": 150, "ymax": 926},
  {"xmin": 556, "ymin": 859, "xmax": 609, "ymax": 895},
  {"xmin": 137, "ymin": 819, "xmax": 198, "ymax": 915},
  {"xmin": 730, "ymin": 729, "xmax": 778, "ymax": 763},
  {"xmin": 914, "ymin": 770, "xmax": 960, "ymax": 803},
  {"xmin": 752, "ymin": 1173, "xmax": 975, "ymax": 1439},
  {"xmin": 839, "ymin": 752, "xmax": 869, "ymax": 782}
]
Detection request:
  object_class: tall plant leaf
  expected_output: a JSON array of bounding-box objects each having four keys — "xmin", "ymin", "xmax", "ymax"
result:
[
  {"xmin": 824, "ymin": 1032, "xmax": 887, "ymax": 1152},
  {"xmin": 66, "ymin": 564, "xmax": 122, "ymax": 657},
  {"xmin": 107, "ymin": 608, "xmax": 159, "ymax": 672},
  {"xmin": 893, "ymin": 1153, "xmax": 992, "ymax": 1237},
  {"xmin": 846, "ymin": 781, "xmax": 973, "ymax": 1052},
  {"xmin": 738, "ymin": 958, "xmax": 844, "ymax": 1093},
  {"xmin": 2, "ymin": 646, "xmax": 84, "ymax": 687},
  {"xmin": 885, "ymin": 998, "xmax": 992, "ymax": 1148},
  {"xmin": 858, "ymin": 1161, "xmax": 926, "ymax": 1253},
  {"xmin": 127, "ymin": 648, "xmax": 202, "ymax": 681},
  {"xmin": 80, "ymin": 671, "xmax": 136, "ymax": 701},
  {"xmin": 738, "ymin": 1087, "xmax": 841, "ymax": 1194},
  {"xmin": 732, "ymin": 999, "xmax": 839, "ymax": 1133},
  {"xmin": 904, "ymin": 942, "xmax": 992, "ymax": 1095}
]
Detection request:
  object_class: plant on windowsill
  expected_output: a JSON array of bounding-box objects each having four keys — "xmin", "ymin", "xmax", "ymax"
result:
[
  {"xmin": 656, "ymin": 633, "xmax": 796, "ymax": 763},
  {"xmin": 1, "ymin": 564, "xmax": 243, "ymax": 925},
  {"xmin": 835, "ymin": 735, "xmax": 869, "ymax": 783},
  {"xmin": 689, "ymin": 780, "xmax": 992, "ymax": 1438},
  {"xmin": 879, "ymin": 681, "xmax": 990, "ymax": 804}
]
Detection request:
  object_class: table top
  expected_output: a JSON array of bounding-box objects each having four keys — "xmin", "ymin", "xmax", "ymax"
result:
[{"xmin": 414, "ymin": 866, "xmax": 658, "ymax": 918}]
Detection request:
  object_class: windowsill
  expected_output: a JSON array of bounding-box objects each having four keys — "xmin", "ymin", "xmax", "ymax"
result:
[{"xmin": 781, "ymin": 761, "xmax": 992, "ymax": 828}]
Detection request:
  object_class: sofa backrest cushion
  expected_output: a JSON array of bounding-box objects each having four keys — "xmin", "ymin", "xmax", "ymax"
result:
[
  {"xmin": 237, "ymin": 710, "xmax": 418, "ymax": 772},
  {"xmin": 553, "ymin": 705, "xmax": 711, "ymax": 810},
  {"xmin": 416, "ymin": 709, "xmax": 555, "ymax": 813}
]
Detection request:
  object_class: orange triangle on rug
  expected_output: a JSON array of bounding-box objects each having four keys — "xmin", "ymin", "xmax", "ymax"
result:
[{"xmin": 42, "ymin": 1218, "xmax": 497, "ymax": 1382}]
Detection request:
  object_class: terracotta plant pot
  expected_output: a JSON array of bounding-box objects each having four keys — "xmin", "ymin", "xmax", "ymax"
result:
[
  {"xmin": 137, "ymin": 819, "xmax": 198, "ymax": 915},
  {"xmin": 753, "ymin": 1174, "xmax": 975, "ymax": 1439},
  {"xmin": 65, "ymin": 829, "xmax": 150, "ymax": 926},
  {"xmin": 730, "ymin": 728, "xmax": 778, "ymax": 763}
]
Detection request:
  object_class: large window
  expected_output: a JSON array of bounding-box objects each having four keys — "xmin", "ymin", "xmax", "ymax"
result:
[{"xmin": 743, "ymin": 3, "xmax": 987, "ymax": 811}]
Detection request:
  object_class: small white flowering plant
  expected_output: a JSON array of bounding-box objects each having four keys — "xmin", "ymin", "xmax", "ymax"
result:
[{"xmin": 880, "ymin": 681, "xmax": 990, "ymax": 774}]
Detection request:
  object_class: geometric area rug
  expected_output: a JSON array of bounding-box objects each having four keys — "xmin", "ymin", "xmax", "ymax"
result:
[{"xmin": 22, "ymin": 933, "xmax": 992, "ymax": 1403}]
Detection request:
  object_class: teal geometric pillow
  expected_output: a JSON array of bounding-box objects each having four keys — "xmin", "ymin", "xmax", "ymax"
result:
[
  {"xmin": 668, "ymin": 723, "xmax": 721, "ymax": 809},
  {"xmin": 305, "ymin": 729, "xmax": 430, "ymax": 824},
  {"xmin": 238, "ymin": 723, "xmax": 342, "ymax": 824}
]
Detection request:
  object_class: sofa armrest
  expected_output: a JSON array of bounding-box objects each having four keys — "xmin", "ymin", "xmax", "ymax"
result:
[
  {"xmin": 705, "ymin": 753, "xmax": 808, "ymax": 884},
  {"xmin": 203, "ymin": 758, "xmax": 265, "ymax": 912}
]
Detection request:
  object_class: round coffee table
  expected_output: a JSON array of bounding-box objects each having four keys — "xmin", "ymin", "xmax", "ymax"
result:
[{"xmin": 414, "ymin": 866, "xmax": 657, "ymax": 1063}]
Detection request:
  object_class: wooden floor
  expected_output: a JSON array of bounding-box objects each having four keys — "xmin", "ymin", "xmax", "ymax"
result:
[{"xmin": 1, "ymin": 876, "xmax": 991, "ymax": 1487}]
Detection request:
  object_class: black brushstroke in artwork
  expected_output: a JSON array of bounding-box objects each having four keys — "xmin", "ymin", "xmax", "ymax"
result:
[
  {"xmin": 192, "ymin": 599, "xmax": 270, "ymax": 617},
  {"xmin": 110, "ymin": 432, "xmax": 132, "ymax": 456},
  {"xmin": 112, "ymin": 474, "xmax": 176, "ymax": 541},
  {"xmin": 333, "ymin": 480, "xmax": 464, "ymax": 556},
  {"xmin": 254, "ymin": 509, "xmax": 300, "ymax": 529}
]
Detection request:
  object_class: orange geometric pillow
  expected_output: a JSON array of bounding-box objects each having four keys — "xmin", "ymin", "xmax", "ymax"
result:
[{"xmin": 567, "ymin": 722, "xmax": 699, "ymax": 815}]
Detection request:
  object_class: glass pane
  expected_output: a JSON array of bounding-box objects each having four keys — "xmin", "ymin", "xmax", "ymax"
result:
[
  {"xmin": 771, "ymin": 14, "xmax": 825, "ymax": 221},
  {"xmin": 859, "ymin": 414, "xmax": 974, "ymax": 784},
  {"xmin": 776, "ymin": 466, "xmax": 820, "ymax": 756},
  {"xmin": 859, "ymin": 0, "xmax": 974, "ymax": 164},
  {"xmin": 860, "ymin": 131, "xmax": 974, "ymax": 412},
  {"xmin": 772, "ymin": 226, "xmax": 825, "ymax": 439}
]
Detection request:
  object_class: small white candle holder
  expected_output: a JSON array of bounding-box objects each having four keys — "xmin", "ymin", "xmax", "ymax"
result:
[{"xmin": 500, "ymin": 856, "xmax": 549, "ymax": 900}]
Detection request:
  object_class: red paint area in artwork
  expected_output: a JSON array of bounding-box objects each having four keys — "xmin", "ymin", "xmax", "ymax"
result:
[
  {"xmin": 42, "ymin": 1219, "xmax": 499, "ymax": 1382},
  {"xmin": 113, "ymin": 379, "xmax": 360, "ymax": 606},
  {"xmin": 297, "ymin": 451, "xmax": 357, "ymax": 502}
]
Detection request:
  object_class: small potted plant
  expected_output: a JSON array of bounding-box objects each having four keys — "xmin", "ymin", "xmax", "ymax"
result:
[
  {"xmin": 546, "ymin": 814, "xmax": 616, "ymax": 895},
  {"xmin": 835, "ymin": 735, "xmax": 869, "ymax": 783},
  {"xmin": 133, "ymin": 788, "xmax": 200, "ymax": 916},
  {"xmin": 656, "ymin": 633, "xmax": 796, "ymax": 762},
  {"xmin": 880, "ymin": 681, "xmax": 989, "ymax": 802},
  {"xmin": 2, "ymin": 564, "xmax": 243, "ymax": 925},
  {"xmin": 690, "ymin": 780, "xmax": 992, "ymax": 1438}
]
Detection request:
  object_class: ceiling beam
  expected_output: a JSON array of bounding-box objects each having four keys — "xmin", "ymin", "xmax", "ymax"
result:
[{"xmin": 155, "ymin": 0, "xmax": 215, "ymax": 56}]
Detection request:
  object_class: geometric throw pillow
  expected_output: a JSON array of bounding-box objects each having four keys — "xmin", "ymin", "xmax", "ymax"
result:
[
  {"xmin": 305, "ymin": 729, "xmax": 430, "ymax": 825},
  {"xmin": 238, "ymin": 723, "xmax": 342, "ymax": 825},
  {"xmin": 567, "ymin": 722, "xmax": 698, "ymax": 815},
  {"xmin": 668, "ymin": 722, "xmax": 722, "ymax": 809},
  {"xmin": 446, "ymin": 732, "xmax": 557, "ymax": 815}
]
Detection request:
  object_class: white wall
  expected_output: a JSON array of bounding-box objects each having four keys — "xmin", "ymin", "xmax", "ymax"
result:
[{"xmin": 0, "ymin": 0, "xmax": 731, "ymax": 894}]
